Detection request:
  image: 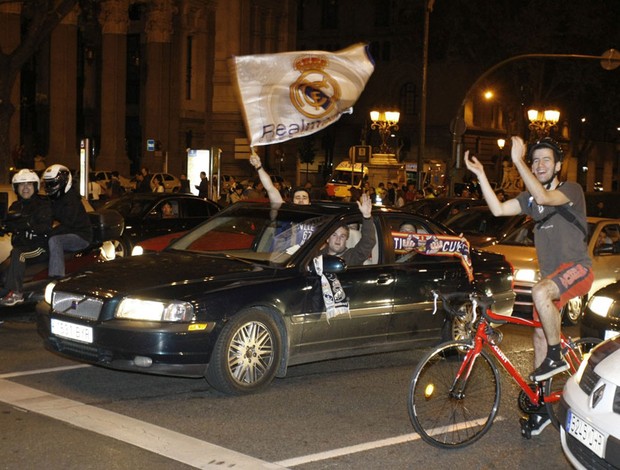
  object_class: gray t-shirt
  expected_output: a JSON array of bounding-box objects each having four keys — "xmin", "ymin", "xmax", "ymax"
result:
[{"xmin": 516, "ymin": 181, "xmax": 591, "ymax": 277}]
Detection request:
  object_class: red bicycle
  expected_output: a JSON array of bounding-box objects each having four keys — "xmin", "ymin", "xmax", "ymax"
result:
[{"xmin": 407, "ymin": 290, "xmax": 601, "ymax": 448}]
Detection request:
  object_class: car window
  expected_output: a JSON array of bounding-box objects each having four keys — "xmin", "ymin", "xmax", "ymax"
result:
[
  {"xmin": 595, "ymin": 222, "xmax": 620, "ymax": 254},
  {"xmin": 184, "ymin": 198, "xmax": 218, "ymax": 218}
]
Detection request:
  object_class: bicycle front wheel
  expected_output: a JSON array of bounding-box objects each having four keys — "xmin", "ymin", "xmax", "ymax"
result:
[{"xmin": 408, "ymin": 341, "xmax": 501, "ymax": 449}]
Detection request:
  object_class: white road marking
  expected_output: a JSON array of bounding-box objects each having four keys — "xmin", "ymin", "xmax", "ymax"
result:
[
  {"xmin": 0, "ymin": 379, "xmax": 287, "ymax": 470},
  {"xmin": 277, "ymin": 416, "xmax": 505, "ymax": 467},
  {"xmin": 0, "ymin": 366, "xmax": 505, "ymax": 469},
  {"xmin": 0, "ymin": 364, "xmax": 90, "ymax": 379}
]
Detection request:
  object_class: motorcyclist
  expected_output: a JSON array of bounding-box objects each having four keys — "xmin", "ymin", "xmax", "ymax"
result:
[
  {"xmin": 42, "ymin": 164, "xmax": 93, "ymax": 278},
  {"xmin": 0, "ymin": 169, "xmax": 53, "ymax": 306}
]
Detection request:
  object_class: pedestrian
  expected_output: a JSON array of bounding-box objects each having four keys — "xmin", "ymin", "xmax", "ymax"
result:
[
  {"xmin": 179, "ymin": 174, "xmax": 191, "ymax": 193},
  {"xmin": 0, "ymin": 170, "xmax": 53, "ymax": 305},
  {"xmin": 464, "ymin": 136, "xmax": 592, "ymax": 437},
  {"xmin": 195, "ymin": 171, "xmax": 209, "ymax": 198},
  {"xmin": 153, "ymin": 175, "xmax": 165, "ymax": 193},
  {"xmin": 107, "ymin": 171, "xmax": 125, "ymax": 200},
  {"xmin": 42, "ymin": 164, "xmax": 93, "ymax": 278},
  {"xmin": 228, "ymin": 183, "xmax": 245, "ymax": 204}
]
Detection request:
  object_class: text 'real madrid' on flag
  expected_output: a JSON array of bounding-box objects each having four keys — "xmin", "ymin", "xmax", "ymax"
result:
[{"xmin": 229, "ymin": 43, "xmax": 375, "ymax": 147}]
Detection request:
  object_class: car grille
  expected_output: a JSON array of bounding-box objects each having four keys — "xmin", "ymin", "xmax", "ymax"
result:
[
  {"xmin": 565, "ymin": 431, "xmax": 620, "ymax": 470},
  {"xmin": 579, "ymin": 362, "xmax": 601, "ymax": 395},
  {"xmin": 52, "ymin": 291, "xmax": 103, "ymax": 321}
]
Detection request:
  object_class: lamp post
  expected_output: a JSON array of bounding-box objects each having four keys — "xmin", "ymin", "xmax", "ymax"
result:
[
  {"xmin": 369, "ymin": 110, "xmax": 400, "ymax": 154},
  {"xmin": 527, "ymin": 108, "xmax": 560, "ymax": 141}
]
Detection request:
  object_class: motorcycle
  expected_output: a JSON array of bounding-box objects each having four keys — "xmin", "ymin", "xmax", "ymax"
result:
[{"xmin": 0, "ymin": 209, "xmax": 124, "ymax": 305}]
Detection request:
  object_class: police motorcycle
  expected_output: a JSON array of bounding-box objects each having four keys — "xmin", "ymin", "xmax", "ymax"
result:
[{"xmin": 0, "ymin": 166, "xmax": 124, "ymax": 306}]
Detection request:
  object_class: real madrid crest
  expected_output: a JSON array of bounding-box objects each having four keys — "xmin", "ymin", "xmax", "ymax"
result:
[{"xmin": 289, "ymin": 55, "xmax": 341, "ymax": 119}]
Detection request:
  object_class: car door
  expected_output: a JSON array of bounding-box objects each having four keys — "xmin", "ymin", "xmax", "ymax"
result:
[
  {"xmin": 590, "ymin": 221, "xmax": 620, "ymax": 293},
  {"xmin": 386, "ymin": 215, "xmax": 470, "ymax": 343},
  {"xmin": 295, "ymin": 215, "xmax": 394, "ymax": 357}
]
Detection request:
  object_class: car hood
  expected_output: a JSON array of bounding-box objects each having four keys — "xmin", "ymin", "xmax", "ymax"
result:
[
  {"xmin": 589, "ymin": 336, "xmax": 620, "ymax": 386},
  {"xmin": 57, "ymin": 251, "xmax": 276, "ymax": 298},
  {"xmin": 484, "ymin": 244, "xmax": 537, "ymax": 271}
]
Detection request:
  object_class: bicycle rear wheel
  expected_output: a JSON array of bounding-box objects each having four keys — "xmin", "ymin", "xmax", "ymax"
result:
[
  {"xmin": 544, "ymin": 337, "xmax": 602, "ymax": 429},
  {"xmin": 408, "ymin": 340, "xmax": 501, "ymax": 449}
]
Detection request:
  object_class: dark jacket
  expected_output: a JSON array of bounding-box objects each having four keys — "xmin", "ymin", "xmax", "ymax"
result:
[
  {"xmin": 6, "ymin": 195, "xmax": 53, "ymax": 249},
  {"xmin": 50, "ymin": 186, "xmax": 93, "ymax": 243},
  {"xmin": 196, "ymin": 178, "xmax": 210, "ymax": 198}
]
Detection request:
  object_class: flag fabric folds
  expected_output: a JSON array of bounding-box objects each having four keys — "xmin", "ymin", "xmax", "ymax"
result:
[{"xmin": 229, "ymin": 43, "xmax": 375, "ymax": 147}]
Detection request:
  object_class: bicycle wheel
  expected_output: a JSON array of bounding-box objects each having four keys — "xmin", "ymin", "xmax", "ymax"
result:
[
  {"xmin": 408, "ymin": 340, "xmax": 501, "ymax": 449},
  {"xmin": 544, "ymin": 337, "xmax": 602, "ymax": 429}
]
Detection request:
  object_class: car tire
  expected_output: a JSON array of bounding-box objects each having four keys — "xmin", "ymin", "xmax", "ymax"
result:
[
  {"xmin": 561, "ymin": 295, "xmax": 585, "ymax": 326},
  {"xmin": 206, "ymin": 308, "xmax": 282, "ymax": 395},
  {"xmin": 111, "ymin": 237, "xmax": 132, "ymax": 258},
  {"xmin": 440, "ymin": 301, "xmax": 474, "ymax": 342}
]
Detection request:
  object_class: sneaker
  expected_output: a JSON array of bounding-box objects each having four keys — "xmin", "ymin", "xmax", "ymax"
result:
[
  {"xmin": 0, "ymin": 291, "xmax": 24, "ymax": 307},
  {"xmin": 520, "ymin": 413, "xmax": 551, "ymax": 437},
  {"xmin": 529, "ymin": 356, "xmax": 569, "ymax": 382}
]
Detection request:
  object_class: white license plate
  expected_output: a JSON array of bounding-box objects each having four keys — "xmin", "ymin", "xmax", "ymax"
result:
[
  {"xmin": 51, "ymin": 318, "xmax": 93, "ymax": 344},
  {"xmin": 566, "ymin": 410, "xmax": 605, "ymax": 458}
]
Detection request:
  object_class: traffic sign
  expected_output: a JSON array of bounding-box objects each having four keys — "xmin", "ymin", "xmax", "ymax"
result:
[{"xmin": 147, "ymin": 139, "xmax": 155, "ymax": 151}]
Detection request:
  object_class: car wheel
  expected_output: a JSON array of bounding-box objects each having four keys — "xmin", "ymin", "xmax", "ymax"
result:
[
  {"xmin": 441, "ymin": 301, "xmax": 474, "ymax": 342},
  {"xmin": 206, "ymin": 308, "xmax": 282, "ymax": 395},
  {"xmin": 561, "ymin": 295, "xmax": 585, "ymax": 326},
  {"xmin": 111, "ymin": 237, "xmax": 132, "ymax": 258}
]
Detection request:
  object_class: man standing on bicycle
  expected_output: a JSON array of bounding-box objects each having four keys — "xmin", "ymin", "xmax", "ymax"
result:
[{"xmin": 464, "ymin": 135, "xmax": 592, "ymax": 435}]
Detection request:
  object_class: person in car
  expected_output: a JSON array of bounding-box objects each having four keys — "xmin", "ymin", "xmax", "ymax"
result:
[
  {"xmin": 0, "ymin": 169, "xmax": 53, "ymax": 306},
  {"xmin": 321, "ymin": 193, "xmax": 375, "ymax": 266},
  {"xmin": 249, "ymin": 152, "xmax": 310, "ymax": 204},
  {"xmin": 42, "ymin": 164, "xmax": 93, "ymax": 278},
  {"xmin": 465, "ymin": 136, "xmax": 592, "ymax": 436}
]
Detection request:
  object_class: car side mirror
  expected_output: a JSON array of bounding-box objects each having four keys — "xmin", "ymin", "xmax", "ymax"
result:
[{"xmin": 322, "ymin": 255, "xmax": 347, "ymax": 273}]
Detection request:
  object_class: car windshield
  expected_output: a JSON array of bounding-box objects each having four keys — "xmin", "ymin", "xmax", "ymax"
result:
[
  {"xmin": 167, "ymin": 203, "xmax": 332, "ymax": 266},
  {"xmin": 500, "ymin": 218, "xmax": 596, "ymax": 246},
  {"xmin": 445, "ymin": 208, "xmax": 510, "ymax": 235}
]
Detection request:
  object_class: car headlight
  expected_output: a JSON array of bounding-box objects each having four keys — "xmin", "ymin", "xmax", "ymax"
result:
[
  {"xmin": 587, "ymin": 295, "xmax": 614, "ymax": 318},
  {"xmin": 115, "ymin": 297, "xmax": 195, "ymax": 322},
  {"xmin": 513, "ymin": 268, "xmax": 538, "ymax": 283},
  {"xmin": 44, "ymin": 281, "xmax": 57, "ymax": 304},
  {"xmin": 131, "ymin": 245, "xmax": 144, "ymax": 256}
]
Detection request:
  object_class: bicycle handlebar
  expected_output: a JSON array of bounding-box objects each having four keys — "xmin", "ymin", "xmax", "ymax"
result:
[{"xmin": 432, "ymin": 290, "xmax": 507, "ymax": 325}]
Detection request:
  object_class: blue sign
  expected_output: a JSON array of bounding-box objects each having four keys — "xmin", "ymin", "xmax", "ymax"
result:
[{"xmin": 147, "ymin": 139, "xmax": 155, "ymax": 152}]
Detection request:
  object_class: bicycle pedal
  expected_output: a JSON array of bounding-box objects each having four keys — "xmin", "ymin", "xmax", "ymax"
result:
[{"xmin": 519, "ymin": 416, "xmax": 532, "ymax": 439}]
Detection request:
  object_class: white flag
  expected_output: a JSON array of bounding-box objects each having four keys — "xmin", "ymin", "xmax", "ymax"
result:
[{"xmin": 229, "ymin": 43, "xmax": 375, "ymax": 147}]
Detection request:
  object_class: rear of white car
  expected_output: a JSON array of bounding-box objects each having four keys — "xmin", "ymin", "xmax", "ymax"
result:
[{"xmin": 559, "ymin": 336, "xmax": 620, "ymax": 469}]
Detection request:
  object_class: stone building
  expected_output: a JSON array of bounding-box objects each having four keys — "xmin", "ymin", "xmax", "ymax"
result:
[{"xmin": 1, "ymin": 0, "xmax": 296, "ymax": 183}]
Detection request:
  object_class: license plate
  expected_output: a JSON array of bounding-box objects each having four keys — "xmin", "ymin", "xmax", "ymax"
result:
[
  {"xmin": 566, "ymin": 410, "xmax": 605, "ymax": 458},
  {"xmin": 604, "ymin": 330, "xmax": 620, "ymax": 340},
  {"xmin": 51, "ymin": 318, "xmax": 93, "ymax": 344}
]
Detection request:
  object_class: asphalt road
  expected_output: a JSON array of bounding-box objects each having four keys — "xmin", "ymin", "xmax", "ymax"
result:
[{"xmin": 0, "ymin": 305, "xmax": 577, "ymax": 470}]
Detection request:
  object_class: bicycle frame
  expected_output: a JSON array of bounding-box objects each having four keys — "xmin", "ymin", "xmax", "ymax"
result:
[{"xmin": 451, "ymin": 305, "xmax": 582, "ymax": 408}]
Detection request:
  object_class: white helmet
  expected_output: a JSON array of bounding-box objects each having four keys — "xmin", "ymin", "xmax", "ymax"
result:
[
  {"xmin": 12, "ymin": 169, "xmax": 40, "ymax": 194},
  {"xmin": 42, "ymin": 164, "xmax": 72, "ymax": 199}
]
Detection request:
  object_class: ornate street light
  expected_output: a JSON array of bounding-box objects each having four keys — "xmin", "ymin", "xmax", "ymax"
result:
[
  {"xmin": 527, "ymin": 108, "xmax": 560, "ymax": 141},
  {"xmin": 369, "ymin": 110, "xmax": 400, "ymax": 154},
  {"xmin": 497, "ymin": 138, "xmax": 506, "ymax": 150}
]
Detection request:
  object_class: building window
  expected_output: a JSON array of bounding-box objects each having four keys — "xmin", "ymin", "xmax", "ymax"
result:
[
  {"xmin": 321, "ymin": 0, "xmax": 338, "ymax": 30},
  {"xmin": 185, "ymin": 36, "xmax": 193, "ymax": 100},
  {"xmin": 374, "ymin": 0, "xmax": 390, "ymax": 28},
  {"xmin": 400, "ymin": 82, "xmax": 416, "ymax": 116}
]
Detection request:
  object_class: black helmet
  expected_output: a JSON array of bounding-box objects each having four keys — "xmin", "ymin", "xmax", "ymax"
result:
[
  {"xmin": 11, "ymin": 169, "xmax": 40, "ymax": 195},
  {"xmin": 42, "ymin": 164, "xmax": 72, "ymax": 199},
  {"xmin": 528, "ymin": 137, "xmax": 564, "ymax": 164}
]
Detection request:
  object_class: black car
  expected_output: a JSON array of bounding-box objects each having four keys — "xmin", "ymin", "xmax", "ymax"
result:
[
  {"xmin": 443, "ymin": 204, "xmax": 528, "ymax": 248},
  {"xmin": 101, "ymin": 192, "xmax": 220, "ymax": 256},
  {"xmin": 580, "ymin": 281, "xmax": 620, "ymax": 340},
  {"xmin": 37, "ymin": 201, "xmax": 515, "ymax": 395},
  {"xmin": 402, "ymin": 197, "xmax": 483, "ymax": 225}
]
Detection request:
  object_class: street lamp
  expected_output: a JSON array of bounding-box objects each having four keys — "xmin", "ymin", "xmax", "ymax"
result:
[
  {"xmin": 497, "ymin": 138, "xmax": 506, "ymax": 150},
  {"xmin": 369, "ymin": 110, "xmax": 400, "ymax": 154},
  {"xmin": 527, "ymin": 108, "xmax": 560, "ymax": 140}
]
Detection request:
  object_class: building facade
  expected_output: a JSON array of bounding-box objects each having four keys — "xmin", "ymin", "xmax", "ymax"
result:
[{"xmin": 1, "ymin": 0, "xmax": 296, "ymax": 183}]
